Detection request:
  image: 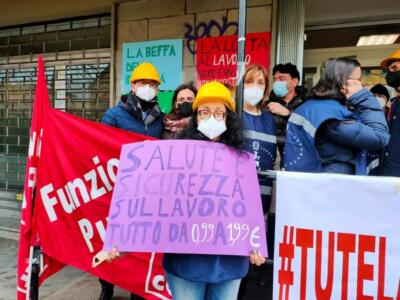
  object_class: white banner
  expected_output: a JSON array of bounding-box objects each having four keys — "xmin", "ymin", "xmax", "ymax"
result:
[{"xmin": 274, "ymin": 171, "xmax": 400, "ymax": 300}]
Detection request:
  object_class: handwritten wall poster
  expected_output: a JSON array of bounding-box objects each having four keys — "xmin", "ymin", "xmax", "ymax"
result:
[
  {"xmin": 196, "ymin": 32, "xmax": 271, "ymax": 87},
  {"xmin": 274, "ymin": 172, "xmax": 400, "ymax": 300},
  {"xmin": 104, "ymin": 140, "xmax": 267, "ymax": 256},
  {"xmin": 121, "ymin": 39, "xmax": 183, "ymax": 94}
]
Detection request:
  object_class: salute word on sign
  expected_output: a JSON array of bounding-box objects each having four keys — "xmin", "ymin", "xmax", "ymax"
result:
[{"xmin": 103, "ymin": 140, "xmax": 268, "ymax": 257}]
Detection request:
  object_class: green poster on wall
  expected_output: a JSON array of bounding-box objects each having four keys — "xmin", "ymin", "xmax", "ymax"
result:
[{"xmin": 157, "ymin": 91, "xmax": 174, "ymax": 114}]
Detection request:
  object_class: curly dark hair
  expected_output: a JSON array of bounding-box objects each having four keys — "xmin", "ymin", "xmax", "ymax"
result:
[
  {"xmin": 272, "ymin": 63, "xmax": 300, "ymax": 80},
  {"xmin": 170, "ymin": 83, "xmax": 198, "ymax": 115},
  {"xmin": 178, "ymin": 109, "xmax": 244, "ymax": 150}
]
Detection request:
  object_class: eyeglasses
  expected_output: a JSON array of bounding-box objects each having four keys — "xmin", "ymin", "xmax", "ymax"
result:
[{"xmin": 197, "ymin": 109, "xmax": 226, "ymax": 121}]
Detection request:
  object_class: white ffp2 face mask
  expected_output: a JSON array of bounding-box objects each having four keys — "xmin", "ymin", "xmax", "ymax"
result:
[
  {"xmin": 197, "ymin": 116, "xmax": 227, "ymax": 140},
  {"xmin": 244, "ymin": 86, "xmax": 264, "ymax": 106},
  {"xmin": 136, "ymin": 84, "xmax": 156, "ymax": 101}
]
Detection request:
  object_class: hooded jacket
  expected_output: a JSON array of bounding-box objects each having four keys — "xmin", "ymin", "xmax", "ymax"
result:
[{"xmin": 285, "ymin": 89, "xmax": 390, "ymax": 175}]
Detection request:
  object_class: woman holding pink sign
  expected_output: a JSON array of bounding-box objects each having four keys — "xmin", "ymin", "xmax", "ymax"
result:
[{"xmin": 162, "ymin": 82, "xmax": 265, "ymax": 300}]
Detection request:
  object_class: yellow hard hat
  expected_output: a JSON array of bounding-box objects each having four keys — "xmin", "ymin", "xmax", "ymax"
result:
[
  {"xmin": 380, "ymin": 48, "xmax": 400, "ymax": 69},
  {"xmin": 129, "ymin": 62, "xmax": 161, "ymax": 84},
  {"xmin": 193, "ymin": 82, "xmax": 235, "ymax": 112}
]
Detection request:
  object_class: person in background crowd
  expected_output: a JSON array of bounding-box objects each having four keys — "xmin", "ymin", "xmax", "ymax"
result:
[
  {"xmin": 237, "ymin": 64, "xmax": 277, "ymax": 299},
  {"xmin": 284, "ymin": 57, "xmax": 390, "ymax": 175},
  {"xmin": 380, "ymin": 48, "xmax": 400, "ymax": 176},
  {"xmin": 242, "ymin": 65, "xmax": 277, "ymax": 224},
  {"xmin": 367, "ymin": 82, "xmax": 391, "ymax": 175},
  {"xmin": 162, "ymin": 83, "xmax": 197, "ymax": 139},
  {"xmin": 266, "ymin": 63, "xmax": 306, "ymax": 158},
  {"xmin": 370, "ymin": 83, "xmax": 391, "ymax": 117},
  {"xmin": 100, "ymin": 61, "xmax": 164, "ymax": 300},
  {"xmin": 163, "ymin": 82, "xmax": 265, "ymax": 300},
  {"xmin": 262, "ymin": 64, "xmax": 306, "ymax": 282}
]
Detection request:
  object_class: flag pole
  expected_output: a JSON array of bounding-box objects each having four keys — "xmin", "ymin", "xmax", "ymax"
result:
[
  {"xmin": 236, "ymin": 0, "xmax": 247, "ymax": 119},
  {"xmin": 23, "ymin": 56, "xmax": 46, "ymax": 300},
  {"xmin": 30, "ymin": 246, "xmax": 41, "ymax": 300}
]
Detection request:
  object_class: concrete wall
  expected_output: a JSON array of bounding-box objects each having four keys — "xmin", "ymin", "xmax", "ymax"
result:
[
  {"xmin": 114, "ymin": 0, "xmax": 273, "ymax": 102},
  {"xmin": 0, "ymin": 0, "xmax": 113, "ymax": 27},
  {"xmin": 0, "ymin": 0, "xmax": 274, "ymax": 103}
]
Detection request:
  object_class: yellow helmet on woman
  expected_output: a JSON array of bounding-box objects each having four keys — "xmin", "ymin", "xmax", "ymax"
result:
[{"xmin": 193, "ymin": 82, "xmax": 235, "ymax": 112}]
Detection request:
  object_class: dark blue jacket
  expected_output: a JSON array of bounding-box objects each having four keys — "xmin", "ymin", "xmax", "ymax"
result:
[
  {"xmin": 242, "ymin": 111, "xmax": 277, "ymax": 213},
  {"xmin": 382, "ymin": 96, "xmax": 400, "ymax": 176},
  {"xmin": 101, "ymin": 99, "xmax": 164, "ymax": 138},
  {"xmin": 285, "ymin": 89, "xmax": 390, "ymax": 175}
]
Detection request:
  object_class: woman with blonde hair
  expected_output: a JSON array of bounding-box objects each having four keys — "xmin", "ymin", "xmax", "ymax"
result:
[{"xmin": 238, "ymin": 64, "xmax": 278, "ymax": 299}]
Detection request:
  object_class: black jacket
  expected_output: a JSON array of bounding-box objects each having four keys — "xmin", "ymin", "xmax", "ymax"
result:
[
  {"xmin": 382, "ymin": 95, "xmax": 400, "ymax": 176},
  {"xmin": 267, "ymin": 86, "xmax": 307, "ymax": 156}
]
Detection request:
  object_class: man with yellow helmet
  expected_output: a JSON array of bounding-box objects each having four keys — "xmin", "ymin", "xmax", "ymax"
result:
[
  {"xmin": 101, "ymin": 62, "xmax": 164, "ymax": 139},
  {"xmin": 99, "ymin": 61, "xmax": 163, "ymax": 300}
]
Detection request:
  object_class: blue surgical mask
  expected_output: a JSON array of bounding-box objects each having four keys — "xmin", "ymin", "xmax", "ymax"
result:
[{"xmin": 273, "ymin": 81, "xmax": 288, "ymax": 98}]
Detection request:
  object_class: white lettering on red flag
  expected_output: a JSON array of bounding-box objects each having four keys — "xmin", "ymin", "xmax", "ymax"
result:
[{"xmin": 17, "ymin": 57, "xmax": 171, "ymax": 299}]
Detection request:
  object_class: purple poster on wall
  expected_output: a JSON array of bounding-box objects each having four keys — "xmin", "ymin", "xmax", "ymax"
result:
[{"xmin": 103, "ymin": 140, "xmax": 267, "ymax": 256}]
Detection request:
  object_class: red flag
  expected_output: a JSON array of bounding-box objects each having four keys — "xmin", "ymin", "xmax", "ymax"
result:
[
  {"xmin": 33, "ymin": 109, "xmax": 170, "ymax": 299},
  {"xmin": 17, "ymin": 56, "xmax": 64, "ymax": 299},
  {"xmin": 17, "ymin": 57, "xmax": 170, "ymax": 299}
]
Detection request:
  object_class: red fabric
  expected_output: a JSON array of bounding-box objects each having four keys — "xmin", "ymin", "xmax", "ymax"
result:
[
  {"xmin": 17, "ymin": 57, "xmax": 171, "ymax": 300},
  {"xmin": 17, "ymin": 56, "xmax": 64, "ymax": 300}
]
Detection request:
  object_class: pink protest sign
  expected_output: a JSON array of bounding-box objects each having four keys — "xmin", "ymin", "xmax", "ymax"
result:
[{"xmin": 104, "ymin": 140, "xmax": 267, "ymax": 256}]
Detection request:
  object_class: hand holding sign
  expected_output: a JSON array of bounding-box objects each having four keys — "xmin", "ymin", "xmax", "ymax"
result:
[
  {"xmin": 92, "ymin": 245, "xmax": 122, "ymax": 268},
  {"xmin": 103, "ymin": 140, "xmax": 267, "ymax": 257},
  {"xmin": 250, "ymin": 249, "xmax": 266, "ymax": 266}
]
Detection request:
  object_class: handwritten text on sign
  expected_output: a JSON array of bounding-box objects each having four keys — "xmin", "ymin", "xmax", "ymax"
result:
[
  {"xmin": 104, "ymin": 140, "xmax": 267, "ymax": 256},
  {"xmin": 121, "ymin": 39, "xmax": 183, "ymax": 94},
  {"xmin": 274, "ymin": 172, "xmax": 400, "ymax": 300},
  {"xmin": 196, "ymin": 32, "xmax": 271, "ymax": 87}
]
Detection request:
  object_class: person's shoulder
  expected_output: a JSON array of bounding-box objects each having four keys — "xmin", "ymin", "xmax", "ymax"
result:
[
  {"xmin": 293, "ymin": 99, "xmax": 341, "ymax": 116},
  {"xmin": 101, "ymin": 101, "xmax": 127, "ymax": 122},
  {"xmin": 108, "ymin": 101, "xmax": 128, "ymax": 114},
  {"xmin": 259, "ymin": 109, "xmax": 276, "ymax": 119}
]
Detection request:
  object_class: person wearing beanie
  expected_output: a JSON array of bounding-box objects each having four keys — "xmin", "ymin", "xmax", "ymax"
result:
[{"xmin": 370, "ymin": 83, "xmax": 390, "ymax": 115}]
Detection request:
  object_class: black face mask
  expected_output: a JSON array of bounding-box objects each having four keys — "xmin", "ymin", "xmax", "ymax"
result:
[
  {"xmin": 386, "ymin": 70, "xmax": 400, "ymax": 89},
  {"xmin": 177, "ymin": 102, "xmax": 192, "ymax": 117}
]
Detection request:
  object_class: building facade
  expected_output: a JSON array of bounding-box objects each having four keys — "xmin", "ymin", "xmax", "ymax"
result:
[{"xmin": 0, "ymin": 0, "xmax": 399, "ymax": 193}]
